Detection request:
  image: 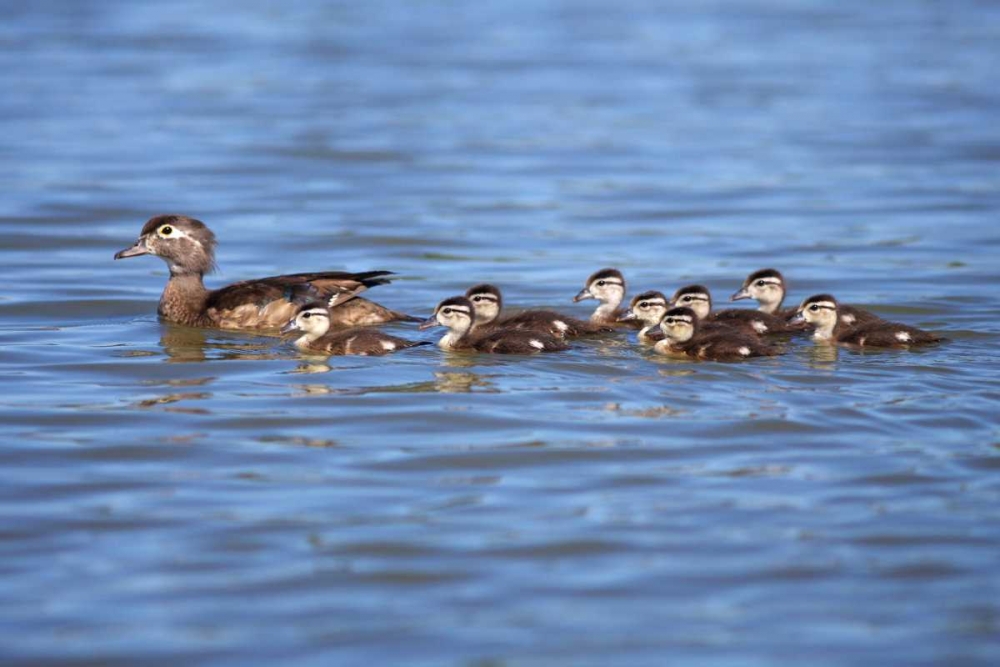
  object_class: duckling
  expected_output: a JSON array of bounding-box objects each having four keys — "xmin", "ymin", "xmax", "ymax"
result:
[
  {"xmin": 671, "ymin": 284, "xmax": 801, "ymax": 336},
  {"xmin": 465, "ymin": 284, "xmax": 613, "ymax": 338},
  {"xmin": 418, "ymin": 296, "xmax": 569, "ymax": 354},
  {"xmin": 280, "ymin": 303, "xmax": 431, "ymax": 356},
  {"xmin": 731, "ymin": 268, "xmax": 880, "ymax": 327},
  {"xmin": 792, "ymin": 294, "xmax": 942, "ymax": 348},
  {"xmin": 573, "ymin": 268, "xmax": 641, "ymax": 328},
  {"xmin": 618, "ymin": 291, "xmax": 669, "ymax": 343},
  {"xmin": 654, "ymin": 307, "xmax": 779, "ymax": 362},
  {"xmin": 114, "ymin": 214, "xmax": 418, "ymax": 331}
]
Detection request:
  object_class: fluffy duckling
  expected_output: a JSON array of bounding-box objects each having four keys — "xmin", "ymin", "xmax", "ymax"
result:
[
  {"xmin": 792, "ymin": 295, "xmax": 942, "ymax": 348},
  {"xmin": 573, "ymin": 268, "xmax": 641, "ymax": 329},
  {"xmin": 280, "ymin": 303, "xmax": 431, "ymax": 356},
  {"xmin": 671, "ymin": 284, "xmax": 802, "ymax": 336},
  {"xmin": 418, "ymin": 296, "xmax": 569, "ymax": 354},
  {"xmin": 618, "ymin": 291, "xmax": 669, "ymax": 343},
  {"xmin": 654, "ymin": 307, "xmax": 779, "ymax": 362},
  {"xmin": 731, "ymin": 268, "xmax": 880, "ymax": 327},
  {"xmin": 465, "ymin": 284, "xmax": 613, "ymax": 338},
  {"xmin": 114, "ymin": 214, "xmax": 418, "ymax": 330}
]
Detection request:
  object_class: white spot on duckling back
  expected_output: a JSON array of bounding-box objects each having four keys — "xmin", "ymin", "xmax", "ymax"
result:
[
  {"xmin": 380, "ymin": 340, "xmax": 397, "ymax": 351},
  {"xmin": 841, "ymin": 314, "xmax": 856, "ymax": 325},
  {"xmin": 738, "ymin": 346, "xmax": 751, "ymax": 356},
  {"xmin": 752, "ymin": 321, "xmax": 768, "ymax": 334},
  {"xmin": 553, "ymin": 320, "xmax": 568, "ymax": 333},
  {"xmin": 529, "ymin": 339, "xmax": 545, "ymax": 350},
  {"xmin": 895, "ymin": 331, "xmax": 911, "ymax": 343}
]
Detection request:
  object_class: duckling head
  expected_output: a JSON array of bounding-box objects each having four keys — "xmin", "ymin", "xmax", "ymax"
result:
[
  {"xmin": 114, "ymin": 214, "xmax": 217, "ymax": 276},
  {"xmin": 792, "ymin": 294, "xmax": 838, "ymax": 339},
  {"xmin": 731, "ymin": 268, "xmax": 786, "ymax": 313},
  {"xmin": 660, "ymin": 307, "xmax": 699, "ymax": 343},
  {"xmin": 620, "ymin": 290, "xmax": 669, "ymax": 325},
  {"xmin": 419, "ymin": 296, "xmax": 476, "ymax": 349},
  {"xmin": 464, "ymin": 283, "xmax": 503, "ymax": 326},
  {"xmin": 574, "ymin": 268, "xmax": 626, "ymax": 305},
  {"xmin": 280, "ymin": 303, "xmax": 331, "ymax": 343},
  {"xmin": 670, "ymin": 285, "xmax": 712, "ymax": 320}
]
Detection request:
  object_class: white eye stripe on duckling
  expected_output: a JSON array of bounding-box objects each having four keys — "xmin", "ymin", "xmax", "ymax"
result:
[
  {"xmin": 440, "ymin": 306, "xmax": 472, "ymax": 317},
  {"xmin": 754, "ymin": 279, "xmax": 782, "ymax": 287},
  {"xmin": 595, "ymin": 279, "xmax": 623, "ymax": 287},
  {"xmin": 678, "ymin": 295, "xmax": 708, "ymax": 302},
  {"xmin": 638, "ymin": 299, "xmax": 667, "ymax": 308},
  {"xmin": 807, "ymin": 302, "xmax": 837, "ymax": 311},
  {"xmin": 301, "ymin": 308, "xmax": 329, "ymax": 319},
  {"xmin": 664, "ymin": 317, "xmax": 693, "ymax": 325},
  {"xmin": 471, "ymin": 295, "xmax": 498, "ymax": 303}
]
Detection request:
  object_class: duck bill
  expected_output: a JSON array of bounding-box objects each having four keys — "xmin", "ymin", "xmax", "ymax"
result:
[
  {"xmin": 417, "ymin": 316, "xmax": 440, "ymax": 331},
  {"xmin": 617, "ymin": 310, "xmax": 637, "ymax": 322},
  {"xmin": 730, "ymin": 287, "xmax": 751, "ymax": 302},
  {"xmin": 788, "ymin": 313, "xmax": 806, "ymax": 326},
  {"xmin": 279, "ymin": 320, "xmax": 299, "ymax": 334},
  {"xmin": 573, "ymin": 288, "xmax": 593, "ymax": 303},
  {"xmin": 114, "ymin": 239, "xmax": 149, "ymax": 260}
]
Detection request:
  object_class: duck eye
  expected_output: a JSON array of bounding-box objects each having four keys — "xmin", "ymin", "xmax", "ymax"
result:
[
  {"xmin": 159, "ymin": 225, "xmax": 173, "ymax": 236},
  {"xmin": 472, "ymin": 296, "xmax": 482, "ymax": 302},
  {"xmin": 302, "ymin": 312, "xmax": 311, "ymax": 319},
  {"xmin": 596, "ymin": 280, "xmax": 606, "ymax": 286},
  {"xmin": 756, "ymin": 280, "xmax": 765, "ymax": 286},
  {"xmin": 682, "ymin": 296, "xmax": 691, "ymax": 302},
  {"xmin": 442, "ymin": 308, "xmax": 452, "ymax": 315},
  {"xmin": 810, "ymin": 304, "xmax": 819, "ymax": 311}
]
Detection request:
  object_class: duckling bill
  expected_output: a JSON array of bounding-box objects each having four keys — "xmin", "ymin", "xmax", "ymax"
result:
[{"xmin": 115, "ymin": 214, "xmax": 417, "ymax": 331}]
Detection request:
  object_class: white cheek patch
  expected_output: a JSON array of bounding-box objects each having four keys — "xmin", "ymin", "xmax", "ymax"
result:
[
  {"xmin": 895, "ymin": 331, "xmax": 911, "ymax": 342},
  {"xmin": 529, "ymin": 339, "xmax": 545, "ymax": 350},
  {"xmin": 752, "ymin": 321, "xmax": 768, "ymax": 334},
  {"xmin": 738, "ymin": 346, "xmax": 751, "ymax": 356}
]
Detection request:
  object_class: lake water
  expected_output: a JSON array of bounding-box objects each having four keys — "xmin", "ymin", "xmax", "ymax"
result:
[{"xmin": 2, "ymin": 1, "xmax": 999, "ymax": 664}]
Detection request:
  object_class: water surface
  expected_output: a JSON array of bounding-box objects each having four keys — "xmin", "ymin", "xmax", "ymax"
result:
[{"xmin": 2, "ymin": 1, "xmax": 1000, "ymax": 665}]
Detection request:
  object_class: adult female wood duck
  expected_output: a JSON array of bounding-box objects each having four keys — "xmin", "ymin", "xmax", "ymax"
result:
[{"xmin": 114, "ymin": 214, "xmax": 417, "ymax": 331}]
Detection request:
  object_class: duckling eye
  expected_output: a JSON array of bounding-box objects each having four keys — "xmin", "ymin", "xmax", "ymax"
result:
[
  {"xmin": 472, "ymin": 296, "xmax": 482, "ymax": 302},
  {"xmin": 442, "ymin": 308, "xmax": 452, "ymax": 315},
  {"xmin": 756, "ymin": 280, "xmax": 766, "ymax": 287},
  {"xmin": 665, "ymin": 318, "xmax": 674, "ymax": 325},
  {"xmin": 596, "ymin": 280, "xmax": 606, "ymax": 287},
  {"xmin": 639, "ymin": 302, "xmax": 648, "ymax": 308},
  {"xmin": 682, "ymin": 296, "xmax": 691, "ymax": 302},
  {"xmin": 159, "ymin": 225, "xmax": 173, "ymax": 236},
  {"xmin": 809, "ymin": 304, "xmax": 819, "ymax": 311},
  {"xmin": 302, "ymin": 312, "xmax": 311, "ymax": 319}
]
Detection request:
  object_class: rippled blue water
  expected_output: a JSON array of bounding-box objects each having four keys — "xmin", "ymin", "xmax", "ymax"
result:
[{"xmin": 2, "ymin": 1, "xmax": 1000, "ymax": 665}]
